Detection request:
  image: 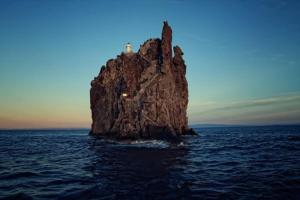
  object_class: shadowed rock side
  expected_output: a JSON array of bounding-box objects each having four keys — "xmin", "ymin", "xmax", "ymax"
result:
[{"xmin": 90, "ymin": 22, "xmax": 195, "ymax": 140}]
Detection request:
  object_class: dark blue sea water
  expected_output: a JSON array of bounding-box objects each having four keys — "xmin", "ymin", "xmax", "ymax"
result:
[{"xmin": 0, "ymin": 126, "xmax": 300, "ymax": 200}]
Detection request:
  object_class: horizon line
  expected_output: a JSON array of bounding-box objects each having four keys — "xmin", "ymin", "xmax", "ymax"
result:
[{"xmin": 1, "ymin": 123, "xmax": 300, "ymax": 131}]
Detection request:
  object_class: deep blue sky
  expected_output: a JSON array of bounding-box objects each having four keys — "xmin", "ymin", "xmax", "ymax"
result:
[{"xmin": 0, "ymin": 0, "xmax": 300, "ymax": 128}]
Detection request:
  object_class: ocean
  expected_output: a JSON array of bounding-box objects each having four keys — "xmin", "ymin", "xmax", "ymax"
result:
[{"xmin": 0, "ymin": 126, "xmax": 299, "ymax": 200}]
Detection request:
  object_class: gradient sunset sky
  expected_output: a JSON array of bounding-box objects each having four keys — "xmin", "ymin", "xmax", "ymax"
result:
[{"xmin": 0, "ymin": 0, "xmax": 300, "ymax": 129}]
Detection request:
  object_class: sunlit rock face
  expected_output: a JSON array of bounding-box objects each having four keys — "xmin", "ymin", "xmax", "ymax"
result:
[{"xmin": 90, "ymin": 22, "xmax": 194, "ymax": 140}]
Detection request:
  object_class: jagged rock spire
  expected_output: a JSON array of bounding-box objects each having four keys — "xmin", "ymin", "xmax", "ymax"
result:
[{"xmin": 161, "ymin": 21, "xmax": 173, "ymax": 73}]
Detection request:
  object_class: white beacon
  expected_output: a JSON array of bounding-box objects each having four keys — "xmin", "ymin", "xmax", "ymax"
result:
[{"xmin": 125, "ymin": 43, "xmax": 133, "ymax": 53}]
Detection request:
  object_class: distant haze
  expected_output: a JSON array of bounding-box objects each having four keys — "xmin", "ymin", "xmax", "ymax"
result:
[{"xmin": 0, "ymin": 0, "xmax": 300, "ymax": 129}]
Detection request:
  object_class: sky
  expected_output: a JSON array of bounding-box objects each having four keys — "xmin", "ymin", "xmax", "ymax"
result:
[{"xmin": 0, "ymin": 0, "xmax": 300, "ymax": 129}]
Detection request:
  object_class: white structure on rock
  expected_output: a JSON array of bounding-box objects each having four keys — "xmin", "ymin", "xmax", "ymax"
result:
[{"xmin": 125, "ymin": 43, "xmax": 133, "ymax": 53}]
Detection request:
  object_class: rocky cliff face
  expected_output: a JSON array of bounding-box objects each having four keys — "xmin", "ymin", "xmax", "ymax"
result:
[{"xmin": 90, "ymin": 22, "xmax": 193, "ymax": 140}]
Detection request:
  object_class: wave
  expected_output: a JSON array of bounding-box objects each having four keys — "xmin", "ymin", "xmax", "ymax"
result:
[
  {"xmin": 110, "ymin": 139, "xmax": 170, "ymax": 148},
  {"xmin": 0, "ymin": 171, "xmax": 40, "ymax": 180}
]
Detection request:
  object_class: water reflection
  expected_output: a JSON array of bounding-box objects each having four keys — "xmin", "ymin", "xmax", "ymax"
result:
[{"xmin": 87, "ymin": 138, "xmax": 190, "ymax": 199}]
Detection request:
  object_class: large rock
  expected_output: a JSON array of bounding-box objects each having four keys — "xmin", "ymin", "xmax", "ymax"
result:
[{"xmin": 90, "ymin": 21, "xmax": 195, "ymax": 140}]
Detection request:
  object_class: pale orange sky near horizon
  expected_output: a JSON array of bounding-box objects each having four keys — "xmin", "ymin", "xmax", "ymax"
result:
[{"xmin": 1, "ymin": 92, "xmax": 300, "ymax": 129}]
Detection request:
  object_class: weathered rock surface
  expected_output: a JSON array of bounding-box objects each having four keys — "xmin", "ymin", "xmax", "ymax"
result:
[{"xmin": 90, "ymin": 22, "xmax": 195, "ymax": 140}]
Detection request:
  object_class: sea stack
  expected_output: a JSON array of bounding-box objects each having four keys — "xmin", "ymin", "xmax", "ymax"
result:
[{"xmin": 90, "ymin": 22, "xmax": 194, "ymax": 140}]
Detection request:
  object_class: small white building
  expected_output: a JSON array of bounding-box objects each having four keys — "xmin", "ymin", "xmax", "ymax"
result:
[{"xmin": 125, "ymin": 43, "xmax": 133, "ymax": 53}]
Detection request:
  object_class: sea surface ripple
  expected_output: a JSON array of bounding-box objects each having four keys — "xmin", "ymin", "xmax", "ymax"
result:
[{"xmin": 0, "ymin": 126, "xmax": 300, "ymax": 199}]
